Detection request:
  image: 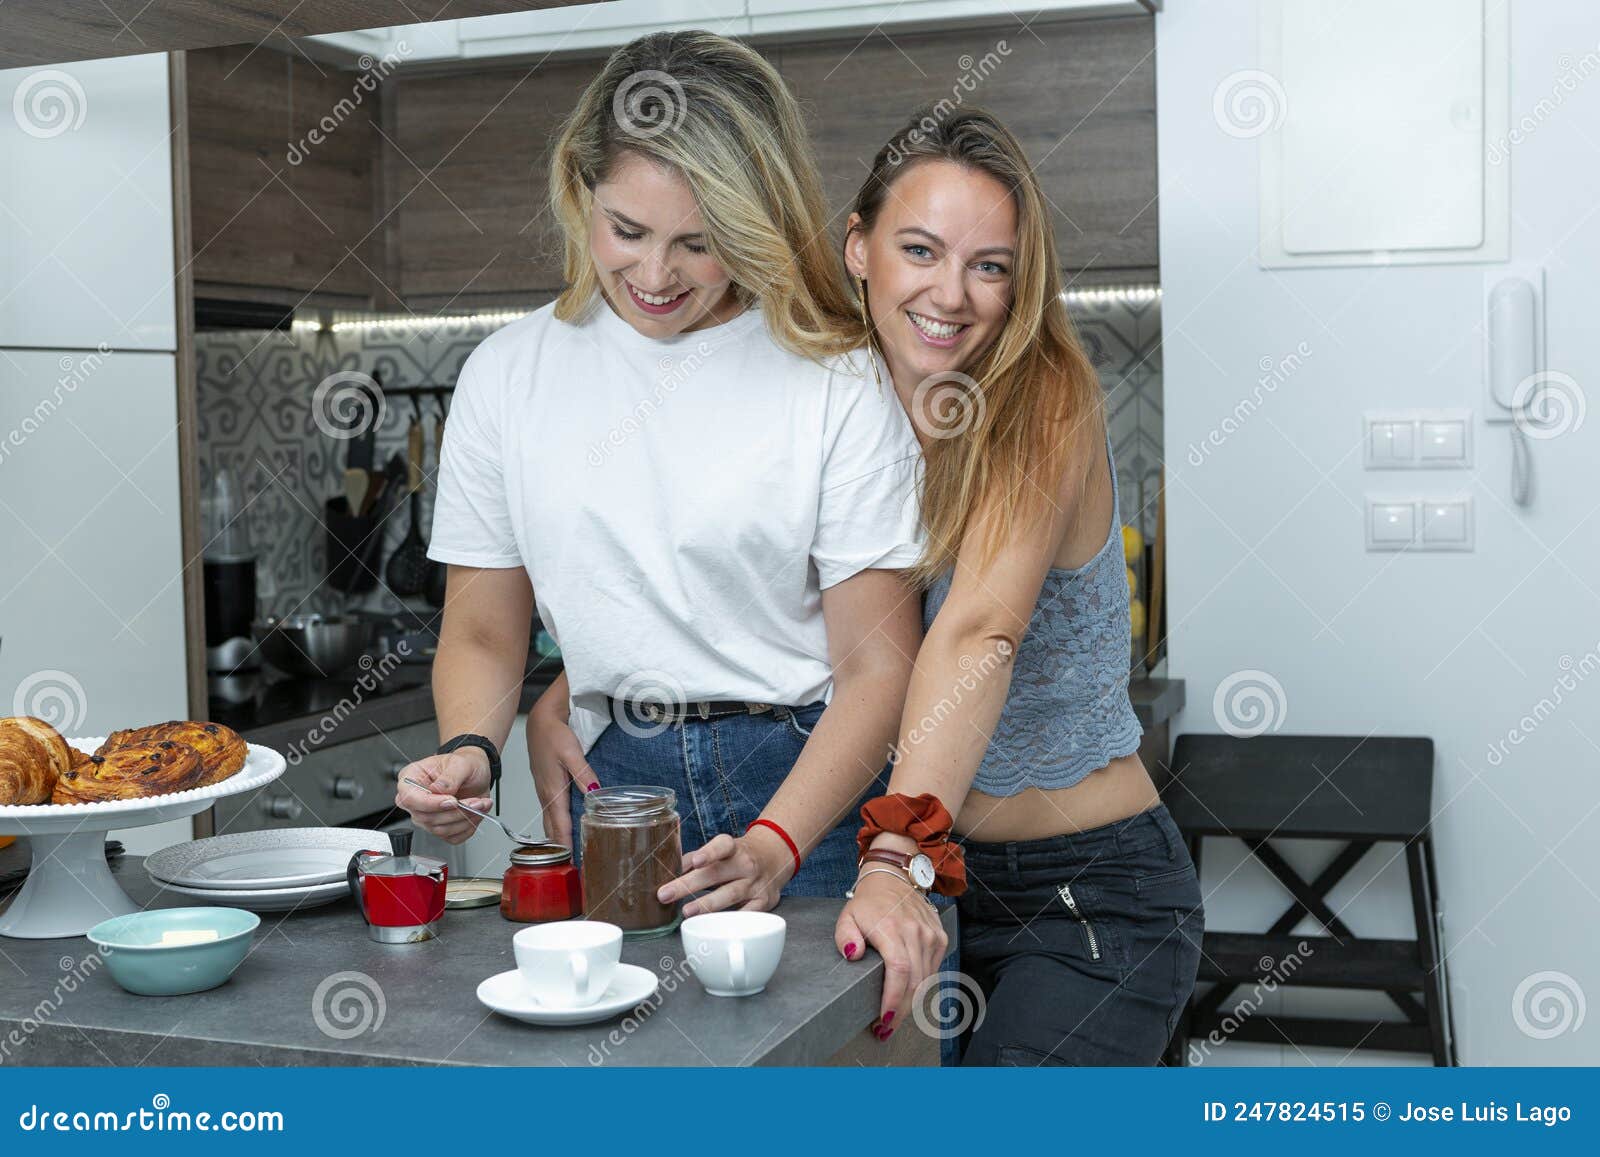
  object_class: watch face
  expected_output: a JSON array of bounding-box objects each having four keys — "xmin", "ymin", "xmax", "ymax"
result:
[{"xmin": 909, "ymin": 853, "xmax": 936, "ymax": 890}]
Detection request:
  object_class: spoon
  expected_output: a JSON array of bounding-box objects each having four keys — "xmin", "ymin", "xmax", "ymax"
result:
[{"xmin": 400, "ymin": 777, "xmax": 543, "ymax": 845}]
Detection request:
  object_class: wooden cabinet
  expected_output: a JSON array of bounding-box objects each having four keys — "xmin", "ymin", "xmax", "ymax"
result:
[
  {"xmin": 383, "ymin": 59, "xmax": 599, "ymax": 306},
  {"xmin": 772, "ymin": 17, "xmax": 1158, "ymax": 279},
  {"xmin": 185, "ymin": 13, "xmax": 1156, "ymax": 307},
  {"xmin": 186, "ymin": 44, "xmax": 379, "ymax": 306}
]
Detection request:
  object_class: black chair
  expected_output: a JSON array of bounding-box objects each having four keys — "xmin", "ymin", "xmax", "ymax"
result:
[{"xmin": 1162, "ymin": 733, "xmax": 1455, "ymax": 1066}]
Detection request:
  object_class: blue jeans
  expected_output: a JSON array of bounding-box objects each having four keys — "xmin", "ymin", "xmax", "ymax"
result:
[{"xmin": 567, "ymin": 701, "xmax": 887, "ymax": 898}]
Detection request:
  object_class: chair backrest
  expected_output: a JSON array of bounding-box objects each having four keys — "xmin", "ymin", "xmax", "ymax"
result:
[{"xmin": 1164, "ymin": 734, "xmax": 1434, "ymax": 840}]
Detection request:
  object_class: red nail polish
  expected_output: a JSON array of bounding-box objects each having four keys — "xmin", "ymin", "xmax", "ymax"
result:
[
  {"xmin": 842, "ymin": 942, "xmax": 857, "ymax": 958},
  {"xmin": 586, "ymin": 782, "xmax": 601, "ymax": 792},
  {"xmin": 882, "ymin": 1027, "xmax": 895, "ymax": 1041},
  {"xmin": 882, "ymin": 1010, "xmax": 895, "ymax": 1026}
]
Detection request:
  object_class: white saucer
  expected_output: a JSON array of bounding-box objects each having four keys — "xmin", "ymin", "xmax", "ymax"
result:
[{"xmin": 477, "ymin": 963, "xmax": 659, "ymax": 1026}]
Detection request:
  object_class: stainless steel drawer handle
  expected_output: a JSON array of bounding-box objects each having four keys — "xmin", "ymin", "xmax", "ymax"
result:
[{"xmin": 262, "ymin": 795, "xmax": 303, "ymax": 820}]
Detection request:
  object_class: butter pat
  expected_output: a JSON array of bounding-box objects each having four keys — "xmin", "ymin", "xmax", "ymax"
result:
[{"xmin": 159, "ymin": 928, "xmax": 221, "ymax": 946}]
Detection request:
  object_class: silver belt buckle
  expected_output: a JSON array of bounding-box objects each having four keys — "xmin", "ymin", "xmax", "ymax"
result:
[
  {"xmin": 641, "ymin": 703, "xmax": 663, "ymax": 723},
  {"xmin": 746, "ymin": 702, "xmax": 773, "ymax": 715}
]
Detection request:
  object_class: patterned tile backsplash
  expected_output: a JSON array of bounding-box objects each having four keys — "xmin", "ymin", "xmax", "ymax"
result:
[{"xmin": 194, "ymin": 298, "xmax": 1162, "ymax": 608}]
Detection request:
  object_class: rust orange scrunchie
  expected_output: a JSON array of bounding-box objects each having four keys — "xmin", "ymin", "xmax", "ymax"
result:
[{"xmin": 857, "ymin": 792, "xmax": 967, "ymax": 897}]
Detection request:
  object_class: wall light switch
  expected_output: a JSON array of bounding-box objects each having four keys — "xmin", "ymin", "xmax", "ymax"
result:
[
  {"xmin": 1367, "ymin": 500, "xmax": 1417, "ymax": 549},
  {"xmin": 1419, "ymin": 419, "xmax": 1470, "ymax": 464},
  {"xmin": 1420, "ymin": 497, "xmax": 1474, "ymax": 549},
  {"xmin": 1364, "ymin": 410, "xmax": 1473, "ymax": 468}
]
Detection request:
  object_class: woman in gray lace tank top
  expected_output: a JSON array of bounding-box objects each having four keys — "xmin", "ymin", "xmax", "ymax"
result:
[{"xmin": 835, "ymin": 108, "xmax": 1203, "ymax": 1065}]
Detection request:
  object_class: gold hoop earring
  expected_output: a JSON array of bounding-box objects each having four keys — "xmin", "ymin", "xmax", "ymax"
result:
[{"xmin": 856, "ymin": 275, "xmax": 883, "ymax": 386}]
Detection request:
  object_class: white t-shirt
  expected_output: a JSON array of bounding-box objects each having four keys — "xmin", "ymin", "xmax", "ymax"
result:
[{"xmin": 427, "ymin": 299, "xmax": 924, "ymax": 752}]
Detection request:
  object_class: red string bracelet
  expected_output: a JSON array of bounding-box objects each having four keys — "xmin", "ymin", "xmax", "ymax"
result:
[{"xmin": 746, "ymin": 817, "xmax": 802, "ymax": 877}]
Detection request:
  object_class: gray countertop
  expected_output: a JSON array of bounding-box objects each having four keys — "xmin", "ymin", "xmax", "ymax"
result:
[
  {"xmin": 1130, "ymin": 676, "xmax": 1185, "ymax": 728},
  {"xmin": 0, "ymin": 855, "xmax": 950, "ymax": 1068}
]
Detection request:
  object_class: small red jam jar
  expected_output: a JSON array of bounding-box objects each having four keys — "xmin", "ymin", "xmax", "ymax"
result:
[{"xmin": 501, "ymin": 842, "xmax": 583, "ymax": 923}]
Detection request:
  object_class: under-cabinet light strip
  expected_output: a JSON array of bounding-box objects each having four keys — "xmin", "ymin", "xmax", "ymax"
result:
[{"xmin": 291, "ymin": 285, "xmax": 1162, "ymax": 334}]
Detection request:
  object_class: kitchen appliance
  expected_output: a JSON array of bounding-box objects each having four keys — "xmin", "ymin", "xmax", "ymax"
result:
[
  {"xmin": 202, "ymin": 466, "xmax": 259, "ymax": 672},
  {"xmin": 346, "ymin": 828, "xmax": 447, "ymax": 943},
  {"xmin": 251, "ymin": 613, "xmax": 376, "ymax": 677}
]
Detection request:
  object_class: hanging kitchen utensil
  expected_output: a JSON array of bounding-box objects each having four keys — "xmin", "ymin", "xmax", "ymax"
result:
[
  {"xmin": 384, "ymin": 397, "xmax": 432, "ymax": 597},
  {"xmin": 425, "ymin": 394, "xmax": 449, "ymax": 609}
]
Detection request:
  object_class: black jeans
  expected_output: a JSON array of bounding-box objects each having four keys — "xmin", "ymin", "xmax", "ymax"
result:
[{"xmin": 955, "ymin": 804, "xmax": 1203, "ymax": 1066}]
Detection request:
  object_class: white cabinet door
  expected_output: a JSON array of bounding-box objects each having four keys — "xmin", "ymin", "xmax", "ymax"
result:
[
  {"xmin": 0, "ymin": 349, "xmax": 188, "ymax": 741},
  {"xmin": 0, "ymin": 53, "xmax": 176, "ymax": 352}
]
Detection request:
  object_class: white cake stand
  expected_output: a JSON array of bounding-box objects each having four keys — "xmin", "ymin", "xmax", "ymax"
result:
[{"xmin": 0, "ymin": 739, "xmax": 286, "ymax": 939}]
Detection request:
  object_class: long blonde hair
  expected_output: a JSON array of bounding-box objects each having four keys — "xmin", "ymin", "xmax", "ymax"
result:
[
  {"xmin": 549, "ymin": 31, "xmax": 855, "ymax": 360},
  {"xmin": 848, "ymin": 107, "xmax": 1106, "ymax": 583}
]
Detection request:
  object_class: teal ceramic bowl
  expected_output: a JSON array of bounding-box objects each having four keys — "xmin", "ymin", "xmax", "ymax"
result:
[{"xmin": 86, "ymin": 908, "xmax": 260, "ymax": 996}]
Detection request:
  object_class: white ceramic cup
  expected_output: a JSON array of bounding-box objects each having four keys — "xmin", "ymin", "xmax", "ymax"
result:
[
  {"xmin": 513, "ymin": 920, "xmax": 622, "ymax": 1007},
  {"xmin": 680, "ymin": 911, "xmax": 786, "ymax": 997}
]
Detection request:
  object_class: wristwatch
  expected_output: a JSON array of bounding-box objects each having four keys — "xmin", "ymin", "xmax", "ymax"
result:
[
  {"xmin": 436, "ymin": 733, "xmax": 501, "ymax": 789},
  {"xmin": 859, "ymin": 848, "xmax": 936, "ymax": 892}
]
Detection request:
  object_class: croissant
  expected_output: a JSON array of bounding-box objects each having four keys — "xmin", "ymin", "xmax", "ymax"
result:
[
  {"xmin": 52, "ymin": 741, "xmax": 205, "ymax": 804},
  {"xmin": 0, "ymin": 716, "xmax": 71, "ymax": 804},
  {"xmin": 96, "ymin": 721, "xmax": 246, "ymax": 788}
]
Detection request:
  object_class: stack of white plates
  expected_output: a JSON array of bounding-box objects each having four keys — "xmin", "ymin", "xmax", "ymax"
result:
[{"xmin": 145, "ymin": 828, "xmax": 385, "ymax": 912}]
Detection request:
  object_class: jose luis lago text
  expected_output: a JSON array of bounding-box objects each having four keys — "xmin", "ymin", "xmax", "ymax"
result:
[{"xmin": 1204, "ymin": 1102, "xmax": 1572, "ymax": 1126}]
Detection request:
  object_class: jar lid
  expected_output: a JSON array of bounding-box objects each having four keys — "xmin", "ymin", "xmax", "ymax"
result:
[{"xmin": 509, "ymin": 842, "xmax": 572, "ymax": 866}]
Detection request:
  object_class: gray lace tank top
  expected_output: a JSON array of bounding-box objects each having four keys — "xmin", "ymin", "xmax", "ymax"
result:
[{"xmin": 921, "ymin": 432, "xmax": 1143, "ymax": 796}]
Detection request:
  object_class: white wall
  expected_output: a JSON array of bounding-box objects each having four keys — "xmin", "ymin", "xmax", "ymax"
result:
[{"xmin": 1158, "ymin": 0, "xmax": 1600, "ymax": 1065}]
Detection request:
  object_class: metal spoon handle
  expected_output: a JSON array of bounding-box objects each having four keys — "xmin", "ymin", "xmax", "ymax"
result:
[{"xmin": 401, "ymin": 777, "xmax": 527, "ymax": 843}]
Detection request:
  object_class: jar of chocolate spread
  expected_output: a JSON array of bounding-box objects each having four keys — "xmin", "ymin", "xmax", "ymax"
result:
[{"xmin": 580, "ymin": 786, "xmax": 681, "ymax": 939}]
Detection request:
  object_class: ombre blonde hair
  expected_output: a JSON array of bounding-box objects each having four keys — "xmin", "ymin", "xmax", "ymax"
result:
[
  {"xmin": 549, "ymin": 31, "xmax": 856, "ymax": 360},
  {"xmin": 848, "ymin": 107, "xmax": 1106, "ymax": 584}
]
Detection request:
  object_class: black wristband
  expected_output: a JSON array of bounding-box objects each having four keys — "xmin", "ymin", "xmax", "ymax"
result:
[{"xmin": 436, "ymin": 733, "xmax": 501, "ymax": 789}]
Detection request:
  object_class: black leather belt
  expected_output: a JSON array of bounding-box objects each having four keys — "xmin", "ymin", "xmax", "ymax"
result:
[{"xmin": 607, "ymin": 697, "xmax": 776, "ymax": 724}]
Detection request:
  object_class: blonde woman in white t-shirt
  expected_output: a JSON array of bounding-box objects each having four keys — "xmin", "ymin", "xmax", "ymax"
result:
[{"xmin": 395, "ymin": 31, "xmax": 926, "ymax": 919}]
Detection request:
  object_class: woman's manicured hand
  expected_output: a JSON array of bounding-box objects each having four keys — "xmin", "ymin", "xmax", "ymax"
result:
[
  {"xmin": 835, "ymin": 870, "xmax": 948, "ymax": 1038},
  {"xmin": 658, "ymin": 829, "xmax": 794, "ymax": 916},
  {"xmin": 527, "ymin": 703, "xmax": 599, "ymax": 850},
  {"xmin": 394, "ymin": 749, "xmax": 493, "ymax": 845}
]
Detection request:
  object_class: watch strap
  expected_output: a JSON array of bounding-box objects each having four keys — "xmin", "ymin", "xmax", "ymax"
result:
[
  {"xmin": 437, "ymin": 733, "xmax": 501, "ymax": 789},
  {"xmin": 859, "ymin": 848, "xmax": 914, "ymax": 871}
]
